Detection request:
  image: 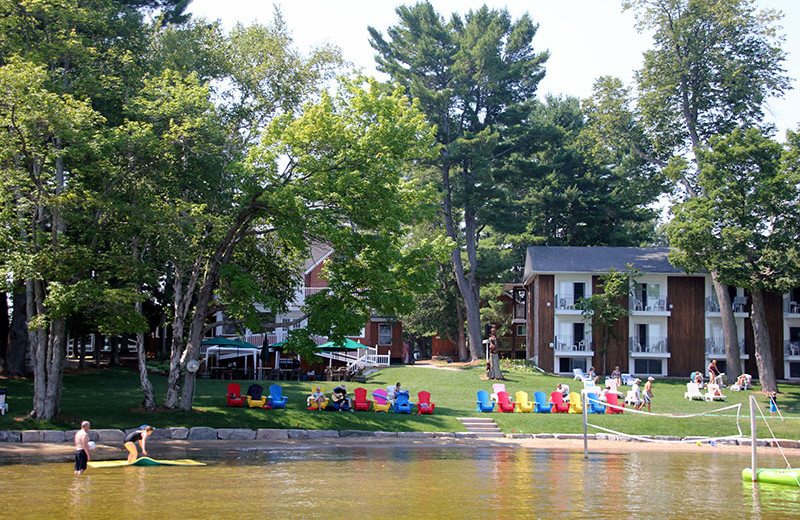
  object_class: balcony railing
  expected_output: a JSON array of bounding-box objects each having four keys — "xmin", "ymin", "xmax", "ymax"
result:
[
  {"xmin": 785, "ymin": 340, "xmax": 800, "ymax": 357},
  {"xmin": 630, "ymin": 296, "xmax": 668, "ymax": 312},
  {"xmin": 290, "ymin": 286, "xmax": 330, "ymax": 307},
  {"xmin": 785, "ymin": 300, "xmax": 800, "ymax": 315},
  {"xmin": 629, "ymin": 337, "xmax": 669, "ymax": 354},
  {"xmin": 705, "ymin": 296, "xmax": 748, "ymax": 314},
  {"xmin": 554, "ymin": 335, "xmax": 592, "ymax": 353},
  {"xmin": 705, "ymin": 337, "xmax": 745, "ymax": 356},
  {"xmin": 555, "ymin": 293, "xmax": 586, "ymax": 310}
]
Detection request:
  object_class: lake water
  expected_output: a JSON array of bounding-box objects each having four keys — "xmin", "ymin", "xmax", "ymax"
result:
[{"xmin": 1, "ymin": 444, "xmax": 799, "ymax": 519}]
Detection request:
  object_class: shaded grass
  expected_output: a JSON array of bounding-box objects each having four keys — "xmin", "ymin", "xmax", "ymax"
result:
[{"xmin": 0, "ymin": 364, "xmax": 797, "ymax": 440}]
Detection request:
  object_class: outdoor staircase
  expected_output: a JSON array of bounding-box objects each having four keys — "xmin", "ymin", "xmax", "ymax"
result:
[{"xmin": 457, "ymin": 417, "xmax": 504, "ymax": 438}]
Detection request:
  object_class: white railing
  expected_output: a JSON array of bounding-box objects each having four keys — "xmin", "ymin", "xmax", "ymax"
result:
[
  {"xmin": 705, "ymin": 337, "xmax": 745, "ymax": 356},
  {"xmin": 629, "ymin": 337, "xmax": 669, "ymax": 354},
  {"xmin": 555, "ymin": 293, "xmax": 582, "ymax": 310},
  {"xmin": 630, "ymin": 296, "xmax": 667, "ymax": 312},
  {"xmin": 553, "ymin": 336, "xmax": 592, "ymax": 353},
  {"xmin": 784, "ymin": 340, "xmax": 800, "ymax": 357}
]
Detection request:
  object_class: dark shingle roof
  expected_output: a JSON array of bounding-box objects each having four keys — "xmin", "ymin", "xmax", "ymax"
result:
[{"xmin": 523, "ymin": 246, "xmax": 683, "ymax": 282}]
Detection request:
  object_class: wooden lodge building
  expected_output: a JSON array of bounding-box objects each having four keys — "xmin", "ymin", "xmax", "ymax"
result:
[{"xmin": 514, "ymin": 246, "xmax": 800, "ymax": 381}]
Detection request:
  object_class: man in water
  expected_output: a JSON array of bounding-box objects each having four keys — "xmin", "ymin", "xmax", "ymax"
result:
[{"xmin": 74, "ymin": 421, "xmax": 91, "ymax": 475}]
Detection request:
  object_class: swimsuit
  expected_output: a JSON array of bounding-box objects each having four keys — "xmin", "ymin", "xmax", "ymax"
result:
[
  {"xmin": 74, "ymin": 449, "xmax": 88, "ymax": 471},
  {"xmin": 643, "ymin": 390, "xmax": 652, "ymax": 403},
  {"xmin": 125, "ymin": 431, "xmax": 143, "ymax": 444}
]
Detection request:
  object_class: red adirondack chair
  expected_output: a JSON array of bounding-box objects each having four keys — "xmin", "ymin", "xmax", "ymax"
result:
[
  {"xmin": 417, "ymin": 391, "xmax": 435, "ymax": 414},
  {"xmin": 605, "ymin": 392, "xmax": 625, "ymax": 414},
  {"xmin": 496, "ymin": 391, "xmax": 516, "ymax": 412},
  {"xmin": 226, "ymin": 383, "xmax": 245, "ymax": 407},
  {"xmin": 353, "ymin": 387, "xmax": 372, "ymax": 411},
  {"xmin": 550, "ymin": 391, "xmax": 570, "ymax": 413}
]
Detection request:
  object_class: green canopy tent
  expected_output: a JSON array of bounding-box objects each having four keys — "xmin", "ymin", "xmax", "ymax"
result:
[{"xmin": 201, "ymin": 337, "xmax": 261, "ymax": 378}]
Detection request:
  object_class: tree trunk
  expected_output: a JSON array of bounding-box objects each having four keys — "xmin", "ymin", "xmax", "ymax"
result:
[
  {"xmin": 750, "ymin": 289, "xmax": 777, "ymax": 393},
  {"xmin": 29, "ymin": 279, "xmax": 48, "ymax": 418},
  {"xmin": 135, "ymin": 301, "xmax": 156, "ymax": 411},
  {"xmin": 7, "ymin": 282, "xmax": 28, "ymax": 375},
  {"xmin": 43, "ymin": 319, "xmax": 67, "ymax": 419},
  {"xmin": 0, "ymin": 291, "xmax": 8, "ymax": 370},
  {"xmin": 456, "ymin": 301, "xmax": 467, "ymax": 361},
  {"xmin": 164, "ymin": 271, "xmax": 191, "ymax": 409},
  {"xmin": 711, "ymin": 273, "xmax": 741, "ymax": 381},
  {"xmin": 78, "ymin": 336, "xmax": 86, "ymax": 370},
  {"xmin": 109, "ymin": 336, "xmax": 119, "ymax": 367},
  {"xmin": 487, "ymin": 352, "xmax": 504, "ymax": 379}
]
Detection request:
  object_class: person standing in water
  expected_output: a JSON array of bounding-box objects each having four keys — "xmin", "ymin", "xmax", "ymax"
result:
[
  {"xmin": 74, "ymin": 420, "xmax": 91, "ymax": 475},
  {"xmin": 124, "ymin": 425, "xmax": 154, "ymax": 463}
]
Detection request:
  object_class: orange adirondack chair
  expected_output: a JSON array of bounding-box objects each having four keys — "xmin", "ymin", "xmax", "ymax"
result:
[
  {"xmin": 496, "ymin": 391, "xmax": 516, "ymax": 412},
  {"xmin": 353, "ymin": 387, "xmax": 372, "ymax": 411},
  {"xmin": 550, "ymin": 391, "xmax": 570, "ymax": 413},
  {"xmin": 605, "ymin": 392, "xmax": 625, "ymax": 414},
  {"xmin": 417, "ymin": 391, "xmax": 436, "ymax": 414}
]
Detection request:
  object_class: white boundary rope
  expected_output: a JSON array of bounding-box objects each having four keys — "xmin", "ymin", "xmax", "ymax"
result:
[{"xmin": 584, "ymin": 395, "xmax": 744, "ymax": 441}]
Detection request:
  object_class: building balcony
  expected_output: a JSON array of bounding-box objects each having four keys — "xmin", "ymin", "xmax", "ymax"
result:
[
  {"xmin": 785, "ymin": 340, "xmax": 800, "ymax": 358},
  {"xmin": 629, "ymin": 337, "xmax": 670, "ymax": 357},
  {"xmin": 553, "ymin": 335, "xmax": 594, "ymax": 356},
  {"xmin": 554, "ymin": 293, "xmax": 587, "ymax": 314},
  {"xmin": 784, "ymin": 301, "xmax": 800, "ymax": 317},
  {"xmin": 629, "ymin": 295, "xmax": 670, "ymax": 315},
  {"xmin": 705, "ymin": 338, "xmax": 747, "ymax": 358},
  {"xmin": 705, "ymin": 296, "xmax": 748, "ymax": 317}
]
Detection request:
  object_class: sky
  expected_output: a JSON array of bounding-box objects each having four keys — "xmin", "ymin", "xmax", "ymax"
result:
[{"xmin": 187, "ymin": 0, "xmax": 800, "ymax": 138}]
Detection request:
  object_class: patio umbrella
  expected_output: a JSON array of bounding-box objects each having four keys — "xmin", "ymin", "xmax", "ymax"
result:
[
  {"xmin": 316, "ymin": 338, "xmax": 366, "ymax": 352},
  {"xmin": 201, "ymin": 336, "xmax": 259, "ymax": 349}
]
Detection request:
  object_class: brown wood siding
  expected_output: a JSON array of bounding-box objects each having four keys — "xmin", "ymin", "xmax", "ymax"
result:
[
  {"xmin": 591, "ymin": 276, "xmax": 629, "ymax": 376},
  {"xmin": 536, "ymin": 275, "xmax": 554, "ymax": 370},
  {"xmin": 667, "ymin": 276, "xmax": 706, "ymax": 376}
]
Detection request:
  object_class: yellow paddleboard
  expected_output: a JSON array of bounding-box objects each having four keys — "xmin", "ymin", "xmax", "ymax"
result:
[{"xmin": 88, "ymin": 457, "xmax": 206, "ymax": 468}]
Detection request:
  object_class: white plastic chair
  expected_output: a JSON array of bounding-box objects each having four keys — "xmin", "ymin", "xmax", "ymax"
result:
[
  {"xmin": 0, "ymin": 389, "xmax": 7, "ymax": 415},
  {"xmin": 684, "ymin": 382, "xmax": 704, "ymax": 400}
]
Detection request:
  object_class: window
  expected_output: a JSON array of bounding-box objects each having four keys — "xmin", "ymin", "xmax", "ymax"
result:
[
  {"xmin": 573, "ymin": 323, "xmax": 585, "ymax": 343},
  {"xmin": 574, "ymin": 282, "xmax": 585, "ymax": 301},
  {"xmin": 378, "ymin": 324, "xmax": 392, "ymax": 346},
  {"xmin": 634, "ymin": 359, "xmax": 662, "ymax": 375},
  {"xmin": 516, "ymin": 324, "xmax": 526, "ymax": 336},
  {"xmin": 559, "ymin": 357, "xmax": 586, "ymax": 373}
]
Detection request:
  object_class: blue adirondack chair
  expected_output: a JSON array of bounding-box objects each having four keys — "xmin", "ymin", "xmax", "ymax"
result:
[
  {"xmin": 533, "ymin": 391, "xmax": 552, "ymax": 413},
  {"xmin": 476, "ymin": 390, "xmax": 495, "ymax": 412},
  {"xmin": 268, "ymin": 384, "xmax": 288, "ymax": 408},
  {"xmin": 393, "ymin": 390, "xmax": 414, "ymax": 413},
  {"xmin": 586, "ymin": 392, "xmax": 605, "ymax": 414}
]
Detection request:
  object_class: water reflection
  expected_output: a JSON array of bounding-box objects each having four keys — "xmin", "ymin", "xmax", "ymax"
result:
[{"xmin": 1, "ymin": 446, "xmax": 799, "ymax": 519}]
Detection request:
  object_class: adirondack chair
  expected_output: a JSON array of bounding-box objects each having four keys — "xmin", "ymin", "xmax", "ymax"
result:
[
  {"xmin": 246, "ymin": 384, "xmax": 268, "ymax": 408},
  {"xmin": 586, "ymin": 392, "xmax": 605, "ymax": 414},
  {"xmin": 550, "ymin": 391, "xmax": 570, "ymax": 413},
  {"xmin": 476, "ymin": 390, "xmax": 495, "ymax": 412},
  {"xmin": 496, "ymin": 391, "xmax": 516, "ymax": 412},
  {"xmin": 417, "ymin": 391, "xmax": 435, "ymax": 414},
  {"xmin": 329, "ymin": 385, "xmax": 350, "ymax": 411},
  {"xmin": 268, "ymin": 384, "xmax": 288, "ymax": 408},
  {"xmin": 625, "ymin": 390, "xmax": 642, "ymax": 408},
  {"xmin": 393, "ymin": 390, "xmax": 414, "ymax": 413},
  {"xmin": 568, "ymin": 391, "xmax": 583, "ymax": 414},
  {"xmin": 490, "ymin": 383, "xmax": 507, "ymax": 402},
  {"xmin": 513, "ymin": 391, "xmax": 534, "ymax": 413},
  {"xmin": 353, "ymin": 387, "xmax": 372, "ymax": 411},
  {"xmin": 533, "ymin": 391, "xmax": 552, "ymax": 413},
  {"xmin": 226, "ymin": 383, "xmax": 245, "ymax": 407},
  {"xmin": 372, "ymin": 388, "xmax": 392, "ymax": 412},
  {"xmin": 573, "ymin": 368, "xmax": 587, "ymax": 381},
  {"xmin": 307, "ymin": 386, "xmax": 329, "ymax": 410},
  {"xmin": 605, "ymin": 392, "xmax": 625, "ymax": 414}
]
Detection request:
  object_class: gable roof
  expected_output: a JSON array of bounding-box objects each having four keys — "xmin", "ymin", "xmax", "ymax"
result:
[
  {"xmin": 523, "ymin": 246, "xmax": 684, "ymax": 283},
  {"xmin": 304, "ymin": 242, "xmax": 333, "ymax": 274}
]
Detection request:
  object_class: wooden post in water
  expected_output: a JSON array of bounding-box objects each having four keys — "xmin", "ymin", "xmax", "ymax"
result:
[
  {"xmin": 582, "ymin": 391, "xmax": 588, "ymax": 460},
  {"xmin": 750, "ymin": 395, "xmax": 757, "ymax": 482}
]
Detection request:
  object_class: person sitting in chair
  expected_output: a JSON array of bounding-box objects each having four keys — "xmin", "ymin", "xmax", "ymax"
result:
[
  {"xmin": 691, "ymin": 370, "xmax": 704, "ymax": 389},
  {"xmin": 331, "ymin": 384, "xmax": 352, "ymax": 411},
  {"xmin": 610, "ymin": 366, "xmax": 622, "ymax": 387},
  {"xmin": 309, "ymin": 386, "xmax": 326, "ymax": 411}
]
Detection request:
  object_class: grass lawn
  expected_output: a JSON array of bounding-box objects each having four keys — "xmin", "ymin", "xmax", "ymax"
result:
[{"xmin": 1, "ymin": 362, "xmax": 798, "ymax": 440}]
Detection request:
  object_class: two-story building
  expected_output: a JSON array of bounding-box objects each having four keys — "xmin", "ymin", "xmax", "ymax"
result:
[{"xmin": 518, "ymin": 246, "xmax": 797, "ymax": 381}]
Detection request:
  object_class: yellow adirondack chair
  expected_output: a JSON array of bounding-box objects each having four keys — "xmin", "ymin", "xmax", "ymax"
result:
[
  {"xmin": 306, "ymin": 386, "xmax": 329, "ymax": 410},
  {"xmin": 514, "ymin": 391, "xmax": 534, "ymax": 413},
  {"xmin": 568, "ymin": 391, "xmax": 582, "ymax": 413}
]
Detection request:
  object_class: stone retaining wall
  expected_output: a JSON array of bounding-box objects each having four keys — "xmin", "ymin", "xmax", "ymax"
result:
[{"xmin": 0, "ymin": 428, "xmax": 797, "ymax": 449}]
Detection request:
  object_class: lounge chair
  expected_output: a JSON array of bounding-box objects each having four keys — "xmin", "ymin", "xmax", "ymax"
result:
[
  {"xmin": 307, "ymin": 387, "xmax": 329, "ymax": 410},
  {"xmin": 476, "ymin": 390, "xmax": 495, "ymax": 412},
  {"xmin": 704, "ymin": 383, "xmax": 727, "ymax": 402},
  {"xmin": 417, "ymin": 391, "xmax": 435, "ymax": 414},
  {"xmin": 490, "ymin": 383, "xmax": 506, "ymax": 402},
  {"xmin": 624, "ymin": 390, "xmax": 641, "ymax": 407},
  {"xmin": 353, "ymin": 387, "xmax": 372, "ymax": 411},
  {"xmin": 684, "ymin": 382, "xmax": 704, "ymax": 401},
  {"xmin": 621, "ymin": 373, "xmax": 635, "ymax": 386},
  {"xmin": 393, "ymin": 390, "xmax": 414, "ymax": 413},
  {"xmin": 604, "ymin": 379, "xmax": 624, "ymax": 396},
  {"xmin": 573, "ymin": 368, "xmax": 587, "ymax": 381},
  {"xmin": 550, "ymin": 392, "xmax": 570, "ymax": 413},
  {"xmin": 226, "ymin": 383, "xmax": 245, "ymax": 407},
  {"xmin": 730, "ymin": 374, "xmax": 751, "ymax": 391},
  {"xmin": 246, "ymin": 384, "xmax": 268, "ymax": 408},
  {"xmin": 0, "ymin": 389, "xmax": 7, "ymax": 415},
  {"xmin": 267, "ymin": 384, "xmax": 288, "ymax": 408},
  {"xmin": 586, "ymin": 392, "xmax": 605, "ymax": 414},
  {"xmin": 605, "ymin": 392, "xmax": 625, "ymax": 414},
  {"xmin": 533, "ymin": 391, "xmax": 551, "ymax": 413},
  {"xmin": 568, "ymin": 391, "xmax": 582, "ymax": 414},
  {"xmin": 513, "ymin": 391, "xmax": 534, "ymax": 413},
  {"xmin": 372, "ymin": 389, "xmax": 392, "ymax": 412},
  {"xmin": 496, "ymin": 391, "xmax": 516, "ymax": 413}
]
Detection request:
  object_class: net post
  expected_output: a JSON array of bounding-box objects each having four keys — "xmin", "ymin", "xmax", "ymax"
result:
[
  {"xmin": 582, "ymin": 391, "xmax": 588, "ymax": 460},
  {"xmin": 750, "ymin": 395, "xmax": 757, "ymax": 482}
]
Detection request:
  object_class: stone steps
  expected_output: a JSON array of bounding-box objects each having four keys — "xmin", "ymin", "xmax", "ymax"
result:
[{"xmin": 457, "ymin": 417, "xmax": 505, "ymax": 437}]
